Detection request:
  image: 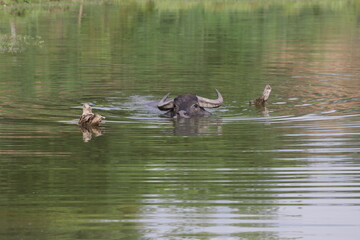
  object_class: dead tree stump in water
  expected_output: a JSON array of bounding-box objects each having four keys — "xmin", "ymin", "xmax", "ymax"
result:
[
  {"xmin": 250, "ymin": 84, "xmax": 272, "ymax": 107},
  {"xmin": 78, "ymin": 104, "xmax": 105, "ymax": 126}
]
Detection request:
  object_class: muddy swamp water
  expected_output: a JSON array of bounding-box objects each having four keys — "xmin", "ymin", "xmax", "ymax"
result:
[{"xmin": 0, "ymin": 0, "xmax": 360, "ymax": 239}]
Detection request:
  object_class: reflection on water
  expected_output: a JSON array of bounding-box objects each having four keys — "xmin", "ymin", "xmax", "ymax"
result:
[
  {"xmin": 80, "ymin": 125, "xmax": 104, "ymax": 142},
  {"xmin": 1, "ymin": 1, "xmax": 360, "ymax": 240},
  {"xmin": 253, "ymin": 105, "xmax": 270, "ymax": 118},
  {"xmin": 171, "ymin": 117, "xmax": 223, "ymax": 136},
  {"xmin": 0, "ymin": 22, "xmax": 44, "ymax": 53}
]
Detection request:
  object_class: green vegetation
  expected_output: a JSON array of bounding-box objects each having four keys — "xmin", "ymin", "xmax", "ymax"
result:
[
  {"xmin": 0, "ymin": 0, "xmax": 49, "ymax": 5},
  {"xmin": 0, "ymin": 34, "xmax": 43, "ymax": 53},
  {"xmin": 1, "ymin": 0, "xmax": 360, "ymax": 10},
  {"xmin": 0, "ymin": 0, "xmax": 81, "ymax": 5},
  {"xmin": 1, "ymin": 0, "xmax": 359, "ymax": 95}
]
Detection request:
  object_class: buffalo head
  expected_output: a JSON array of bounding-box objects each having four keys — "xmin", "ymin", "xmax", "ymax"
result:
[{"xmin": 157, "ymin": 89, "xmax": 223, "ymax": 118}]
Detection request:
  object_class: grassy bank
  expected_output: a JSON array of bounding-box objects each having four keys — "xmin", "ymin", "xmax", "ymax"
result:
[
  {"xmin": 1, "ymin": 0, "xmax": 50, "ymax": 5},
  {"xmin": 0, "ymin": 0, "xmax": 86, "ymax": 6},
  {"xmin": 1, "ymin": 0, "xmax": 360, "ymax": 23}
]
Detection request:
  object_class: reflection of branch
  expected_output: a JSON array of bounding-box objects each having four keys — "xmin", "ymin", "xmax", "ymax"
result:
[
  {"xmin": 261, "ymin": 106, "xmax": 270, "ymax": 117},
  {"xmin": 9, "ymin": 21, "xmax": 16, "ymax": 50},
  {"xmin": 80, "ymin": 126, "xmax": 104, "ymax": 142},
  {"xmin": 78, "ymin": 0, "xmax": 83, "ymax": 27},
  {"xmin": 10, "ymin": 21, "xmax": 16, "ymax": 38}
]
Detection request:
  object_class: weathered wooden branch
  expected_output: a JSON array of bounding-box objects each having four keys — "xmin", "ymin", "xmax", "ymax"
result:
[
  {"xmin": 78, "ymin": 104, "xmax": 105, "ymax": 126},
  {"xmin": 250, "ymin": 84, "xmax": 272, "ymax": 107}
]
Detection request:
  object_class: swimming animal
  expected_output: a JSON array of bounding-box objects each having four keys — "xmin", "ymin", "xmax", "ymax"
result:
[{"xmin": 157, "ymin": 89, "xmax": 223, "ymax": 118}]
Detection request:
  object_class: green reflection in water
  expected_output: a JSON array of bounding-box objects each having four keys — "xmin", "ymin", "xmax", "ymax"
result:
[{"xmin": 1, "ymin": 1, "xmax": 360, "ymax": 240}]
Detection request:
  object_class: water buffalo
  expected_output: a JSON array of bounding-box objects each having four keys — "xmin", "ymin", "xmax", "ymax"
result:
[{"xmin": 157, "ymin": 89, "xmax": 223, "ymax": 118}]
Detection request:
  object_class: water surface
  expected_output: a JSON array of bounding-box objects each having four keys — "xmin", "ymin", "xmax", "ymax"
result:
[{"xmin": 1, "ymin": 1, "xmax": 360, "ymax": 239}]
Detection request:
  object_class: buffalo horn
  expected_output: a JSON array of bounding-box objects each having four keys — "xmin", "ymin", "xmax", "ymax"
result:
[
  {"xmin": 197, "ymin": 89, "xmax": 223, "ymax": 108},
  {"xmin": 157, "ymin": 93, "xmax": 174, "ymax": 110}
]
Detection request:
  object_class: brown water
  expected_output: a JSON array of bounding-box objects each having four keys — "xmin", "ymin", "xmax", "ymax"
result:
[{"xmin": 0, "ymin": 1, "xmax": 360, "ymax": 239}]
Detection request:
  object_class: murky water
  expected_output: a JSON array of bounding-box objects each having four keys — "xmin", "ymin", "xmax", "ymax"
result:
[{"xmin": 1, "ymin": 1, "xmax": 360, "ymax": 239}]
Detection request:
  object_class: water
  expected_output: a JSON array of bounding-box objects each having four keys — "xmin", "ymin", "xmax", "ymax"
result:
[{"xmin": 1, "ymin": 1, "xmax": 360, "ymax": 239}]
